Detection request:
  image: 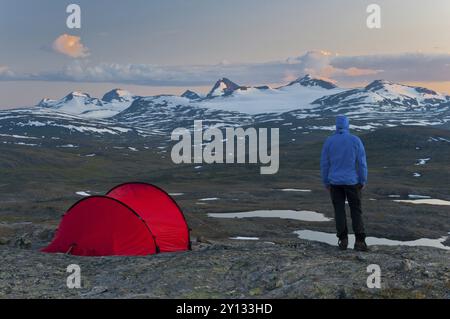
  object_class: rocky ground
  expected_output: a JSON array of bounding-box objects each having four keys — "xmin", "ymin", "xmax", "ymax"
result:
[
  {"xmin": 0, "ymin": 126, "xmax": 449, "ymax": 299},
  {"xmin": 0, "ymin": 226, "xmax": 449, "ymax": 299}
]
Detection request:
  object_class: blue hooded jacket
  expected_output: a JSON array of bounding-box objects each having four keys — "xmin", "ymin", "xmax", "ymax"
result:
[{"xmin": 320, "ymin": 116, "xmax": 368, "ymax": 186}]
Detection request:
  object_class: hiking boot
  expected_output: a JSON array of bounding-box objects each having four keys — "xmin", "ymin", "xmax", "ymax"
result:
[
  {"xmin": 354, "ymin": 239, "xmax": 369, "ymax": 252},
  {"xmin": 338, "ymin": 238, "xmax": 348, "ymax": 250}
]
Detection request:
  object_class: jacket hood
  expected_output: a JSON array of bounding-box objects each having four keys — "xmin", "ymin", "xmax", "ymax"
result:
[{"xmin": 336, "ymin": 115, "xmax": 350, "ymax": 133}]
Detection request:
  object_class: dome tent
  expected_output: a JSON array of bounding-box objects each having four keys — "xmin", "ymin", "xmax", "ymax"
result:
[
  {"xmin": 107, "ymin": 182, "xmax": 190, "ymax": 253},
  {"xmin": 42, "ymin": 183, "xmax": 190, "ymax": 256}
]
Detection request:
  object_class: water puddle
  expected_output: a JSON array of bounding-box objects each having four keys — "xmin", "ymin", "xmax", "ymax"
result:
[
  {"xmin": 294, "ymin": 230, "xmax": 450, "ymax": 250},
  {"xmin": 394, "ymin": 199, "xmax": 450, "ymax": 206},
  {"xmin": 208, "ymin": 210, "xmax": 332, "ymax": 222},
  {"xmin": 408, "ymin": 194, "xmax": 431, "ymax": 199}
]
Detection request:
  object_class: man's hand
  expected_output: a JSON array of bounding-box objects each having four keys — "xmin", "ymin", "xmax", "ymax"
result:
[{"xmin": 358, "ymin": 184, "xmax": 365, "ymax": 190}]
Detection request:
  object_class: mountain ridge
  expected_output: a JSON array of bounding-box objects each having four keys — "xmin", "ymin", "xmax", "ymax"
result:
[
  {"xmin": 1, "ymin": 75, "xmax": 449, "ymax": 139},
  {"xmin": 33, "ymin": 75, "xmax": 450, "ymax": 118}
]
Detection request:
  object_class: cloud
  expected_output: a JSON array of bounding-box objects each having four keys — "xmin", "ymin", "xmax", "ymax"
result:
[
  {"xmin": 339, "ymin": 67, "xmax": 380, "ymax": 77},
  {"xmin": 52, "ymin": 34, "xmax": 90, "ymax": 58},
  {"xmin": 0, "ymin": 65, "xmax": 15, "ymax": 79},
  {"xmin": 287, "ymin": 50, "xmax": 382, "ymax": 81},
  {"xmin": 2, "ymin": 51, "xmax": 450, "ymax": 88},
  {"xmin": 332, "ymin": 53, "xmax": 450, "ymax": 82},
  {"xmin": 280, "ymin": 51, "xmax": 450, "ymax": 84}
]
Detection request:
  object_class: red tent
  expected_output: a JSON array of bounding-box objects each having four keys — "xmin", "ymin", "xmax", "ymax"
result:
[{"xmin": 42, "ymin": 183, "xmax": 190, "ymax": 256}]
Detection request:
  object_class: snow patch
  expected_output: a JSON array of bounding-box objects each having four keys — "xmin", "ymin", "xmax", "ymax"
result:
[
  {"xmin": 230, "ymin": 237, "xmax": 260, "ymax": 241},
  {"xmin": 408, "ymin": 194, "xmax": 431, "ymax": 199},
  {"xmin": 57, "ymin": 144, "xmax": 78, "ymax": 148},
  {"xmin": 76, "ymin": 191, "xmax": 90, "ymax": 197},
  {"xmin": 280, "ymin": 189, "xmax": 312, "ymax": 193},
  {"xmin": 416, "ymin": 158, "xmax": 431, "ymax": 166},
  {"xmin": 199, "ymin": 198, "xmax": 219, "ymax": 201}
]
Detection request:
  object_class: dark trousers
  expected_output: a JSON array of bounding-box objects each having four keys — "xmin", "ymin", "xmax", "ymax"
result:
[{"xmin": 329, "ymin": 185, "xmax": 366, "ymax": 241}]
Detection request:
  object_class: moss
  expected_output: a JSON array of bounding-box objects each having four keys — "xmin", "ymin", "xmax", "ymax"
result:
[{"xmin": 249, "ymin": 287, "xmax": 263, "ymax": 296}]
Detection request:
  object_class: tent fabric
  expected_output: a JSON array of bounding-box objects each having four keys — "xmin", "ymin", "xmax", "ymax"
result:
[
  {"xmin": 42, "ymin": 196, "xmax": 157, "ymax": 256},
  {"xmin": 42, "ymin": 183, "xmax": 190, "ymax": 256},
  {"xmin": 107, "ymin": 183, "xmax": 190, "ymax": 253}
]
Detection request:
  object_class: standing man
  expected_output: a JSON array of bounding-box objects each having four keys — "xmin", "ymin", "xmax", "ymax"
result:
[{"xmin": 320, "ymin": 115, "xmax": 368, "ymax": 251}]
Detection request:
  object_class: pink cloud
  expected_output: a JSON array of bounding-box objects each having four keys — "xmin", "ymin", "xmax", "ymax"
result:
[
  {"xmin": 289, "ymin": 50, "xmax": 382, "ymax": 80},
  {"xmin": 340, "ymin": 67, "xmax": 381, "ymax": 77},
  {"xmin": 52, "ymin": 34, "xmax": 90, "ymax": 58}
]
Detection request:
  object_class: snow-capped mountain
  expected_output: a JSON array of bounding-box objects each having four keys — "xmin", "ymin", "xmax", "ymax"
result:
[
  {"xmin": 2, "ymin": 75, "xmax": 450, "ymax": 142},
  {"xmin": 307, "ymin": 80, "xmax": 450, "ymax": 126},
  {"xmin": 113, "ymin": 96, "xmax": 254, "ymax": 134},
  {"xmin": 197, "ymin": 75, "xmax": 342, "ymax": 114},
  {"xmin": 35, "ymin": 75, "xmax": 345, "ymax": 118},
  {"xmin": 314, "ymin": 80, "xmax": 448, "ymax": 110},
  {"xmin": 38, "ymin": 89, "xmax": 137, "ymax": 119},
  {"xmin": 0, "ymin": 107, "xmax": 138, "ymax": 140},
  {"xmin": 39, "ymin": 91, "xmax": 102, "ymax": 110},
  {"xmin": 99, "ymin": 76, "xmax": 450, "ymax": 133}
]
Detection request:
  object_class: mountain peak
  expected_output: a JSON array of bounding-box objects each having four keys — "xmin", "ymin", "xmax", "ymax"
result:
[
  {"xmin": 37, "ymin": 98, "xmax": 53, "ymax": 107},
  {"xmin": 288, "ymin": 75, "xmax": 337, "ymax": 89},
  {"xmin": 181, "ymin": 90, "xmax": 201, "ymax": 100},
  {"xmin": 219, "ymin": 77, "xmax": 238, "ymax": 85},
  {"xmin": 365, "ymin": 80, "xmax": 442, "ymax": 98},
  {"xmin": 71, "ymin": 91, "xmax": 90, "ymax": 97},
  {"xmin": 207, "ymin": 78, "xmax": 242, "ymax": 98},
  {"xmin": 365, "ymin": 80, "xmax": 395, "ymax": 91},
  {"xmin": 64, "ymin": 92, "xmax": 91, "ymax": 101},
  {"xmin": 102, "ymin": 89, "xmax": 133, "ymax": 102}
]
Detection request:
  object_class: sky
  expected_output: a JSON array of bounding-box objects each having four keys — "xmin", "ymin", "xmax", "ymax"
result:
[{"xmin": 1, "ymin": 0, "xmax": 450, "ymax": 108}]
